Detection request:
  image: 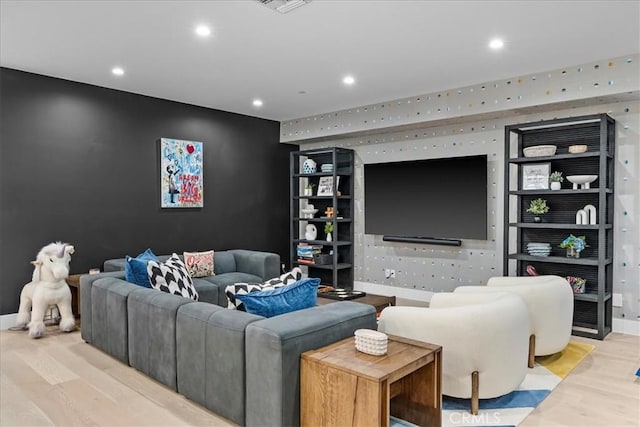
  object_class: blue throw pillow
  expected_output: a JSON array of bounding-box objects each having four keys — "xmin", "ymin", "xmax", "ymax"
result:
[
  {"xmin": 125, "ymin": 248, "xmax": 159, "ymax": 288},
  {"xmin": 235, "ymin": 278, "xmax": 319, "ymax": 318}
]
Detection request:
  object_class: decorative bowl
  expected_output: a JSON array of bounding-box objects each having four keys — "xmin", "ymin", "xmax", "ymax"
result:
[
  {"xmin": 300, "ymin": 208, "xmax": 318, "ymax": 218},
  {"xmin": 523, "ymin": 145, "xmax": 557, "ymax": 157},
  {"xmin": 566, "ymin": 175, "xmax": 598, "ymax": 189},
  {"xmin": 354, "ymin": 329, "xmax": 388, "ymax": 356},
  {"xmin": 568, "ymin": 144, "xmax": 588, "ymax": 154}
]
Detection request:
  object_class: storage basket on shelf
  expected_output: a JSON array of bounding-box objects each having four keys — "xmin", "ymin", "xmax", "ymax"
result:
[{"xmin": 523, "ymin": 145, "xmax": 557, "ymax": 157}]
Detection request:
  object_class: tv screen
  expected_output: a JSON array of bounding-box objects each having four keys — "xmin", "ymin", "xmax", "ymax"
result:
[{"xmin": 364, "ymin": 155, "xmax": 487, "ymax": 240}]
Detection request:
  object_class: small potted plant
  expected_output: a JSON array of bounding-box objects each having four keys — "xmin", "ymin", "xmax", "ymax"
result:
[
  {"xmin": 526, "ymin": 198, "xmax": 549, "ymax": 223},
  {"xmin": 303, "ymin": 182, "xmax": 315, "ymax": 196},
  {"xmin": 559, "ymin": 234, "xmax": 587, "ymax": 258},
  {"xmin": 324, "ymin": 221, "xmax": 334, "ymax": 242},
  {"xmin": 549, "ymin": 171, "xmax": 564, "ymax": 190}
]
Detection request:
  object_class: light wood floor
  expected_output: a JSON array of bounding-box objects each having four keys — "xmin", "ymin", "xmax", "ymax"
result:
[{"xmin": 1, "ymin": 327, "xmax": 638, "ymax": 426}]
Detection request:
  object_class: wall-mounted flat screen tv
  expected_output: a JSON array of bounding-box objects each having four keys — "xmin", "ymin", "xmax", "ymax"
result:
[{"xmin": 364, "ymin": 155, "xmax": 488, "ymax": 241}]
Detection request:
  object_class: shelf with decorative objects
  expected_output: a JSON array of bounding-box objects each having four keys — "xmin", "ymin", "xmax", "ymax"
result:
[
  {"xmin": 290, "ymin": 147, "xmax": 354, "ymax": 288},
  {"xmin": 504, "ymin": 114, "xmax": 615, "ymax": 340}
]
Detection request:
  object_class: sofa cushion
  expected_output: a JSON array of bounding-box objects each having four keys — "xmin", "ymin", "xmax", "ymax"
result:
[
  {"xmin": 211, "ymin": 251, "xmax": 236, "ymax": 274},
  {"xmin": 263, "ymin": 267, "xmax": 302, "ymax": 286},
  {"xmin": 147, "ymin": 254, "xmax": 199, "ymax": 301},
  {"xmin": 191, "ymin": 278, "xmax": 219, "ymax": 305},
  {"xmin": 183, "ymin": 250, "xmax": 214, "ymax": 278},
  {"xmin": 225, "ymin": 268, "xmax": 303, "ymax": 311},
  {"xmin": 125, "ymin": 248, "xmax": 159, "ymax": 288},
  {"xmin": 203, "ymin": 272, "xmax": 264, "ymax": 288},
  {"xmin": 244, "ymin": 301, "xmax": 378, "ymax": 427},
  {"xmin": 176, "ymin": 302, "xmax": 263, "ymax": 425},
  {"xmin": 127, "ymin": 287, "xmax": 195, "ymax": 391},
  {"xmin": 236, "ymin": 277, "xmax": 319, "ymax": 318}
]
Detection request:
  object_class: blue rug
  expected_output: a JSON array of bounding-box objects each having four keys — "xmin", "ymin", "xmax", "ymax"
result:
[{"xmin": 392, "ymin": 341, "xmax": 594, "ymax": 427}]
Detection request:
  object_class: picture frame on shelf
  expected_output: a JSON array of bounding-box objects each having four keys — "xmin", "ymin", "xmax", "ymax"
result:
[
  {"xmin": 521, "ymin": 163, "xmax": 551, "ymax": 190},
  {"xmin": 317, "ymin": 176, "xmax": 339, "ymax": 196}
]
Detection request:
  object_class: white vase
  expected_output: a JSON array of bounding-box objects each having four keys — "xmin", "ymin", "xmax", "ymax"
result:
[
  {"xmin": 550, "ymin": 182, "xmax": 561, "ymax": 190},
  {"xmin": 305, "ymin": 224, "xmax": 317, "ymax": 241},
  {"xmin": 326, "ymin": 232, "xmax": 332, "ymax": 242}
]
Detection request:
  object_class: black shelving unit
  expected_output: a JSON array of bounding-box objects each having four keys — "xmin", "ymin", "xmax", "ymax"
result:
[
  {"xmin": 290, "ymin": 147, "xmax": 354, "ymax": 288},
  {"xmin": 504, "ymin": 114, "xmax": 615, "ymax": 340}
]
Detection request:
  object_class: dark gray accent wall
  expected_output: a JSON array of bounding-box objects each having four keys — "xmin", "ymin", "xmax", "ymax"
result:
[{"xmin": 0, "ymin": 68, "xmax": 296, "ymax": 315}]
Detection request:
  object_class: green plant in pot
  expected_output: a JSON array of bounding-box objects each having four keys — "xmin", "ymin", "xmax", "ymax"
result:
[
  {"xmin": 549, "ymin": 171, "xmax": 564, "ymax": 190},
  {"xmin": 526, "ymin": 198, "xmax": 549, "ymax": 223},
  {"xmin": 324, "ymin": 221, "xmax": 334, "ymax": 242},
  {"xmin": 304, "ymin": 182, "xmax": 315, "ymax": 196},
  {"xmin": 560, "ymin": 234, "xmax": 587, "ymax": 258}
]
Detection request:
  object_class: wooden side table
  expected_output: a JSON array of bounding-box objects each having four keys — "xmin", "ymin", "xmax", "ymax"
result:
[
  {"xmin": 66, "ymin": 274, "xmax": 82, "ymax": 318},
  {"xmin": 301, "ymin": 334, "xmax": 441, "ymax": 427},
  {"xmin": 317, "ymin": 293, "xmax": 396, "ymax": 314}
]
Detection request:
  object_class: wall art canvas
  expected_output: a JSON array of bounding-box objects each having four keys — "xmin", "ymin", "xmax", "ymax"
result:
[{"xmin": 160, "ymin": 138, "xmax": 203, "ymax": 208}]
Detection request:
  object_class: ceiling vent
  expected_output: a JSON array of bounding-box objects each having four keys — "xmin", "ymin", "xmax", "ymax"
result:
[{"xmin": 257, "ymin": 0, "xmax": 312, "ymax": 14}]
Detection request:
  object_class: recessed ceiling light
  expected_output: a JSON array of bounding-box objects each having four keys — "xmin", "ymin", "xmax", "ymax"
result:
[
  {"xmin": 489, "ymin": 38, "xmax": 504, "ymax": 50},
  {"xmin": 111, "ymin": 67, "xmax": 125, "ymax": 76},
  {"xmin": 195, "ymin": 25, "xmax": 211, "ymax": 37},
  {"xmin": 253, "ymin": 99, "xmax": 263, "ymax": 107},
  {"xmin": 343, "ymin": 75, "xmax": 355, "ymax": 85}
]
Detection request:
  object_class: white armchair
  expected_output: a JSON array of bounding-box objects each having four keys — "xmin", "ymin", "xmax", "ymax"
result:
[
  {"xmin": 454, "ymin": 275, "xmax": 574, "ymax": 367},
  {"xmin": 378, "ymin": 292, "xmax": 530, "ymax": 414}
]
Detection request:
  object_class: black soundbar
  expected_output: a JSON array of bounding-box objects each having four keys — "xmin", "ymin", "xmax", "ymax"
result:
[{"xmin": 382, "ymin": 235, "xmax": 462, "ymax": 246}]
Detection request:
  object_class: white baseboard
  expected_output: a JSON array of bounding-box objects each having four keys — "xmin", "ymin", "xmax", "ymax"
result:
[
  {"xmin": 612, "ymin": 318, "xmax": 640, "ymax": 336},
  {"xmin": 1, "ymin": 313, "xmax": 18, "ymax": 330},
  {"xmin": 354, "ymin": 282, "xmax": 640, "ymax": 337}
]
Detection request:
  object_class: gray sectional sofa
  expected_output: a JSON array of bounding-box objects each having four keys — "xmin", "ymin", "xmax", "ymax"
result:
[{"xmin": 80, "ymin": 249, "xmax": 377, "ymax": 426}]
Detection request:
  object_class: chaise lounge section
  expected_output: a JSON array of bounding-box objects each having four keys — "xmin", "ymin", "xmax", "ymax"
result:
[{"xmin": 81, "ymin": 249, "xmax": 377, "ymax": 426}]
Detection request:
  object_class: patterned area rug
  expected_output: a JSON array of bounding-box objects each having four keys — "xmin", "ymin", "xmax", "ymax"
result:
[{"xmin": 391, "ymin": 341, "xmax": 594, "ymax": 427}]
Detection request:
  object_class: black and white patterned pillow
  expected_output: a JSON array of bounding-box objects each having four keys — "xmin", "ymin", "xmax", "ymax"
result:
[
  {"xmin": 147, "ymin": 253, "xmax": 199, "ymax": 301},
  {"xmin": 225, "ymin": 267, "xmax": 302, "ymax": 311}
]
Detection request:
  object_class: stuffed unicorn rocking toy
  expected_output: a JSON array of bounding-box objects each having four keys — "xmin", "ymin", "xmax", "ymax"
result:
[{"xmin": 15, "ymin": 242, "xmax": 76, "ymax": 338}]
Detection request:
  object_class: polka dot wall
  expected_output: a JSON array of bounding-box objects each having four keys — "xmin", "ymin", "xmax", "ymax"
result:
[
  {"xmin": 284, "ymin": 54, "xmax": 639, "ymax": 325},
  {"xmin": 281, "ymin": 55, "xmax": 639, "ymax": 144}
]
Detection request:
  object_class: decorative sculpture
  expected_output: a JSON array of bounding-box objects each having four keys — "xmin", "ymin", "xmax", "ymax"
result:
[
  {"xmin": 576, "ymin": 204, "xmax": 597, "ymax": 225},
  {"xmin": 305, "ymin": 224, "xmax": 318, "ymax": 241},
  {"xmin": 15, "ymin": 242, "xmax": 76, "ymax": 338},
  {"xmin": 584, "ymin": 204, "xmax": 597, "ymax": 225},
  {"xmin": 324, "ymin": 207, "xmax": 335, "ymax": 218}
]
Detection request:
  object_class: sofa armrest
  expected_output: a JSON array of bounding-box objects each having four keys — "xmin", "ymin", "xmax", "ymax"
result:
[
  {"xmin": 229, "ymin": 249, "xmax": 280, "ymax": 281},
  {"xmin": 244, "ymin": 301, "xmax": 376, "ymax": 427},
  {"xmin": 80, "ymin": 271, "xmax": 126, "ymax": 342},
  {"xmin": 103, "ymin": 258, "xmax": 127, "ymax": 272}
]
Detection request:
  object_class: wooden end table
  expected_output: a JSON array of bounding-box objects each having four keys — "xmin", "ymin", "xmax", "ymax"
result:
[
  {"xmin": 317, "ymin": 293, "xmax": 396, "ymax": 314},
  {"xmin": 301, "ymin": 334, "xmax": 442, "ymax": 427},
  {"xmin": 66, "ymin": 274, "xmax": 82, "ymax": 318}
]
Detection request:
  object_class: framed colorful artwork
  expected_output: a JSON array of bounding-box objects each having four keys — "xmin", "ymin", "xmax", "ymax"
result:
[{"xmin": 160, "ymin": 138, "xmax": 203, "ymax": 208}]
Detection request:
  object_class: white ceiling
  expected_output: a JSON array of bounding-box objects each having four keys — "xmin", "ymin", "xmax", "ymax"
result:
[{"xmin": 1, "ymin": 0, "xmax": 639, "ymax": 122}]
